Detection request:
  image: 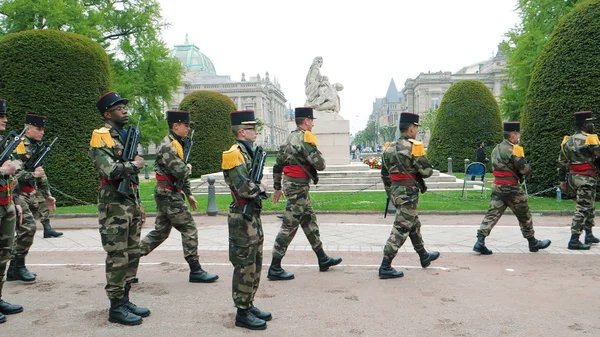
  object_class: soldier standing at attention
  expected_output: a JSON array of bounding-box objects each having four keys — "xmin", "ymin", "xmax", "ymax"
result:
[
  {"xmin": 473, "ymin": 121, "xmax": 551, "ymax": 255},
  {"xmin": 222, "ymin": 110, "xmax": 271, "ymax": 330},
  {"xmin": 89, "ymin": 91, "xmax": 149, "ymax": 325},
  {"xmin": 268, "ymin": 107, "xmax": 342, "ymax": 281},
  {"xmin": 379, "ymin": 112, "xmax": 439, "ymax": 279},
  {"xmin": 139, "ymin": 110, "xmax": 218, "ymax": 283},
  {"xmin": 7, "ymin": 114, "xmax": 56, "ymax": 282},
  {"xmin": 0, "ymin": 99, "xmax": 24, "ymax": 324},
  {"xmin": 558, "ymin": 111, "xmax": 600, "ymax": 250}
]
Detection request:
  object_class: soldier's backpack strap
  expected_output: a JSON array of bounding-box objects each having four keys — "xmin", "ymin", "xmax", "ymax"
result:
[
  {"xmin": 408, "ymin": 139, "xmax": 425, "ymax": 157},
  {"xmin": 222, "ymin": 144, "xmax": 245, "ymax": 170},
  {"xmin": 90, "ymin": 127, "xmax": 115, "ymax": 148}
]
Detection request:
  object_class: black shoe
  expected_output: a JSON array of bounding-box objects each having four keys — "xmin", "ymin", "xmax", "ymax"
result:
[
  {"xmin": 267, "ymin": 257, "xmax": 295, "ymax": 281},
  {"xmin": 108, "ymin": 299, "xmax": 143, "ymax": 326},
  {"xmin": 584, "ymin": 230, "xmax": 600, "ymax": 244},
  {"xmin": 6, "ymin": 261, "xmax": 17, "ymax": 282},
  {"xmin": 316, "ymin": 248, "xmax": 342, "ymax": 272},
  {"xmin": 43, "ymin": 221, "xmax": 63, "ymax": 238},
  {"xmin": 8, "ymin": 257, "xmax": 36, "ymax": 282},
  {"xmin": 0, "ymin": 300, "xmax": 24, "ymax": 315},
  {"xmin": 528, "ymin": 238, "xmax": 551, "ymax": 252},
  {"xmin": 235, "ymin": 308, "xmax": 266, "ymax": 330},
  {"xmin": 187, "ymin": 259, "xmax": 219, "ymax": 283},
  {"xmin": 473, "ymin": 234, "xmax": 493, "ymax": 255},
  {"xmin": 0, "ymin": 313, "xmax": 5, "ymax": 324},
  {"xmin": 378, "ymin": 258, "xmax": 404, "ymax": 279},
  {"xmin": 568, "ymin": 234, "xmax": 591, "ymax": 250},
  {"xmin": 249, "ymin": 305, "xmax": 272, "ymax": 321},
  {"xmin": 418, "ymin": 250, "xmax": 440, "ymax": 268},
  {"xmin": 123, "ymin": 283, "xmax": 150, "ymax": 318}
]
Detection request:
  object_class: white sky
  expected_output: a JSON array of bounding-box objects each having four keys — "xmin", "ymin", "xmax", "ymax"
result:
[{"xmin": 158, "ymin": 0, "xmax": 521, "ymax": 134}]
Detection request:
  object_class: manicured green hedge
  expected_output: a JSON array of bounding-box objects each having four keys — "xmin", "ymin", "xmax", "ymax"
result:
[
  {"xmin": 0, "ymin": 30, "xmax": 110, "ymax": 206},
  {"xmin": 178, "ymin": 91, "xmax": 236, "ymax": 177},
  {"xmin": 427, "ymin": 80, "xmax": 503, "ymax": 172},
  {"xmin": 522, "ymin": 0, "xmax": 600, "ymax": 194}
]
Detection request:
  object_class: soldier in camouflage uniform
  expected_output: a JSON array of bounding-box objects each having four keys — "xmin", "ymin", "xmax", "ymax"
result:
[
  {"xmin": 7, "ymin": 114, "xmax": 57, "ymax": 282},
  {"xmin": 379, "ymin": 112, "xmax": 439, "ymax": 279},
  {"xmin": 0, "ymin": 99, "xmax": 24, "ymax": 323},
  {"xmin": 140, "ymin": 110, "xmax": 218, "ymax": 283},
  {"xmin": 558, "ymin": 111, "xmax": 600, "ymax": 250},
  {"xmin": 473, "ymin": 122, "xmax": 551, "ymax": 255},
  {"xmin": 268, "ymin": 107, "xmax": 342, "ymax": 281},
  {"xmin": 89, "ymin": 91, "xmax": 149, "ymax": 326},
  {"xmin": 222, "ymin": 110, "xmax": 271, "ymax": 330}
]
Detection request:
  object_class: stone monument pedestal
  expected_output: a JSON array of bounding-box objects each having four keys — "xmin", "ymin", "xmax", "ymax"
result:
[{"xmin": 288, "ymin": 111, "xmax": 350, "ymax": 165}]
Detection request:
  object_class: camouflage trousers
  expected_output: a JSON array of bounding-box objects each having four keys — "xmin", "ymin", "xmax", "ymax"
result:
[
  {"xmin": 13, "ymin": 192, "xmax": 39, "ymax": 258},
  {"xmin": 228, "ymin": 207, "xmax": 263, "ymax": 309},
  {"xmin": 34, "ymin": 190, "xmax": 51, "ymax": 224},
  {"xmin": 140, "ymin": 190, "xmax": 198, "ymax": 260},
  {"xmin": 569, "ymin": 174, "xmax": 596, "ymax": 235},
  {"xmin": 478, "ymin": 184, "xmax": 534, "ymax": 239},
  {"xmin": 97, "ymin": 189, "xmax": 142, "ymax": 301},
  {"xmin": 383, "ymin": 185, "xmax": 425, "ymax": 261},
  {"xmin": 0, "ymin": 203, "xmax": 17, "ymax": 298},
  {"xmin": 273, "ymin": 182, "xmax": 322, "ymax": 259}
]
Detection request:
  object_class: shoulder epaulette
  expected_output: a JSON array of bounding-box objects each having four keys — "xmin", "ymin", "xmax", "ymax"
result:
[
  {"xmin": 303, "ymin": 131, "xmax": 317, "ymax": 146},
  {"xmin": 561, "ymin": 135, "xmax": 570, "ymax": 146},
  {"xmin": 90, "ymin": 127, "xmax": 115, "ymax": 148},
  {"xmin": 408, "ymin": 139, "xmax": 425, "ymax": 157},
  {"xmin": 585, "ymin": 134, "xmax": 600, "ymax": 146},
  {"xmin": 16, "ymin": 139, "xmax": 26, "ymax": 155},
  {"xmin": 169, "ymin": 135, "xmax": 184, "ymax": 159},
  {"xmin": 222, "ymin": 144, "xmax": 245, "ymax": 170},
  {"xmin": 512, "ymin": 144, "xmax": 525, "ymax": 158}
]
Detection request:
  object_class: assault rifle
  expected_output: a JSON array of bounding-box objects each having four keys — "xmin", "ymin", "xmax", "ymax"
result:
[
  {"xmin": 24, "ymin": 137, "xmax": 58, "ymax": 171},
  {"xmin": 242, "ymin": 146, "xmax": 268, "ymax": 221},
  {"xmin": 118, "ymin": 116, "xmax": 142, "ymax": 195},
  {"xmin": 0, "ymin": 128, "xmax": 27, "ymax": 166}
]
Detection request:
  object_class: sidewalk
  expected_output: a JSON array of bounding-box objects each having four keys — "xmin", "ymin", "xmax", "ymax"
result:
[{"xmin": 31, "ymin": 214, "xmax": 598, "ymax": 256}]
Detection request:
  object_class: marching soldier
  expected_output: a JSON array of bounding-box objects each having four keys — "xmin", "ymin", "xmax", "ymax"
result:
[
  {"xmin": 268, "ymin": 107, "xmax": 342, "ymax": 281},
  {"xmin": 558, "ymin": 111, "xmax": 600, "ymax": 249},
  {"xmin": 473, "ymin": 121, "xmax": 551, "ymax": 255},
  {"xmin": 89, "ymin": 91, "xmax": 149, "ymax": 325},
  {"xmin": 379, "ymin": 112, "xmax": 439, "ymax": 279},
  {"xmin": 7, "ymin": 114, "xmax": 57, "ymax": 282},
  {"xmin": 139, "ymin": 110, "xmax": 218, "ymax": 283},
  {"xmin": 0, "ymin": 99, "xmax": 24, "ymax": 323},
  {"xmin": 222, "ymin": 110, "xmax": 271, "ymax": 330}
]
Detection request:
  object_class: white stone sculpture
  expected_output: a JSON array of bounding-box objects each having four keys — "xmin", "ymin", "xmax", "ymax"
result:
[{"xmin": 304, "ymin": 56, "xmax": 343, "ymax": 113}]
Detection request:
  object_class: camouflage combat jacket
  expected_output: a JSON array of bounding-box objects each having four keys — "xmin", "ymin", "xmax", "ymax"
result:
[
  {"xmin": 154, "ymin": 133, "xmax": 192, "ymax": 197},
  {"xmin": 88, "ymin": 123, "xmax": 140, "ymax": 201},
  {"xmin": 272, "ymin": 128, "xmax": 325, "ymax": 190},
  {"xmin": 15, "ymin": 136, "xmax": 51, "ymax": 198},
  {"xmin": 222, "ymin": 140, "xmax": 267, "ymax": 213},
  {"xmin": 490, "ymin": 140, "xmax": 529, "ymax": 191},
  {"xmin": 0, "ymin": 133, "xmax": 23, "ymax": 206},
  {"xmin": 557, "ymin": 131, "xmax": 600, "ymax": 183},
  {"xmin": 381, "ymin": 135, "xmax": 433, "ymax": 195}
]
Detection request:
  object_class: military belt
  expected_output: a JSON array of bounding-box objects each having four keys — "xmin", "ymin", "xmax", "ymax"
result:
[
  {"xmin": 155, "ymin": 173, "xmax": 182, "ymax": 192},
  {"xmin": 569, "ymin": 163, "xmax": 596, "ymax": 177},
  {"xmin": 283, "ymin": 165, "xmax": 311, "ymax": 178},
  {"xmin": 493, "ymin": 171, "xmax": 518, "ymax": 185},
  {"xmin": 20, "ymin": 185, "xmax": 35, "ymax": 193}
]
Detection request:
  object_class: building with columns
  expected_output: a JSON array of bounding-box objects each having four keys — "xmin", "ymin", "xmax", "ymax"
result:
[{"xmin": 169, "ymin": 36, "xmax": 288, "ymax": 150}]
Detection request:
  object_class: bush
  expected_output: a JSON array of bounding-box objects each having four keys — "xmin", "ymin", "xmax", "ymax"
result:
[
  {"xmin": 0, "ymin": 30, "xmax": 110, "ymax": 206},
  {"xmin": 521, "ymin": 0, "xmax": 600, "ymax": 194},
  {"xmin": 427, "ymin": 80, "xmax": 503, "ymax": 172},
  {"xmin": 178, "ymin": 91, "xmax": 237, "ymax": 177}
]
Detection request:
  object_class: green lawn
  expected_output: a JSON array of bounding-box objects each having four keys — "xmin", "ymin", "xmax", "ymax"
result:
[{"xmin": 55, "ymin": 178, "xmax": 582, "ymax": 214}]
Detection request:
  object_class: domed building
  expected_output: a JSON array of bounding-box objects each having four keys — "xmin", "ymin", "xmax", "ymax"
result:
[{"xmin": 170, "ymin": 36, "xmax": 288, "ymax": 149}]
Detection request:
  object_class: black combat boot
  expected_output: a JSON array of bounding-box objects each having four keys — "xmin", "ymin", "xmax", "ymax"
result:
[
  {"xmin": 187, "ymin": 258, "xmax": 218, "ymax": 283},
  {"xmin": 9, "ymin": 257, "xmax": 36, "ymax": 282},
  {"xmin": 6, "ymin": 260, "xmax": 17, "ymax": 281},
  {"xmin": 42, "ymin": 220, "xmax": 63, "ymax": 238},
  {"xmin": 267, "ymin": 257, "xmax": 294, "ymax": 281},
  {"xmin": 568, "ymin": 234, "xmax": 591, "ymax": 250},
  {"xmin": 123, "ymin": 283, "xmax": 150, "ymax": 317},
  {"xmin": 473, "ymin": 234, "xmax": 493, "ymax": 255},
  {"xmin": 108, "ymin": 298, "xmax": 143, "ymax": 325},
  {"xmin": 378, "ymin": 258, "xmax": 404, "ymax": 279},
  {"xmin": 249, "ymin": 303, "xmax": 272, "ymax": 321},
  {"xmin": 417, "ymin": 249, "xmax": 440, "ymax": 268},
  {"xmin": 315, "ymin": 248, "xmax": 342, "ymax": 272},
  {"xmin": 527, "ymin": 237, "xmax": 552, "ymax": 252},
  {"xmin": 235, "ymin": 308, "xmax": 267, "ymax": 330},
  {"xmin": 0, "ymin": 299, "xmax": 24, "ymax": 315},
  {"xmin": 584, "ymin": 229, "xmax": 600, "ymax": 245}
]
